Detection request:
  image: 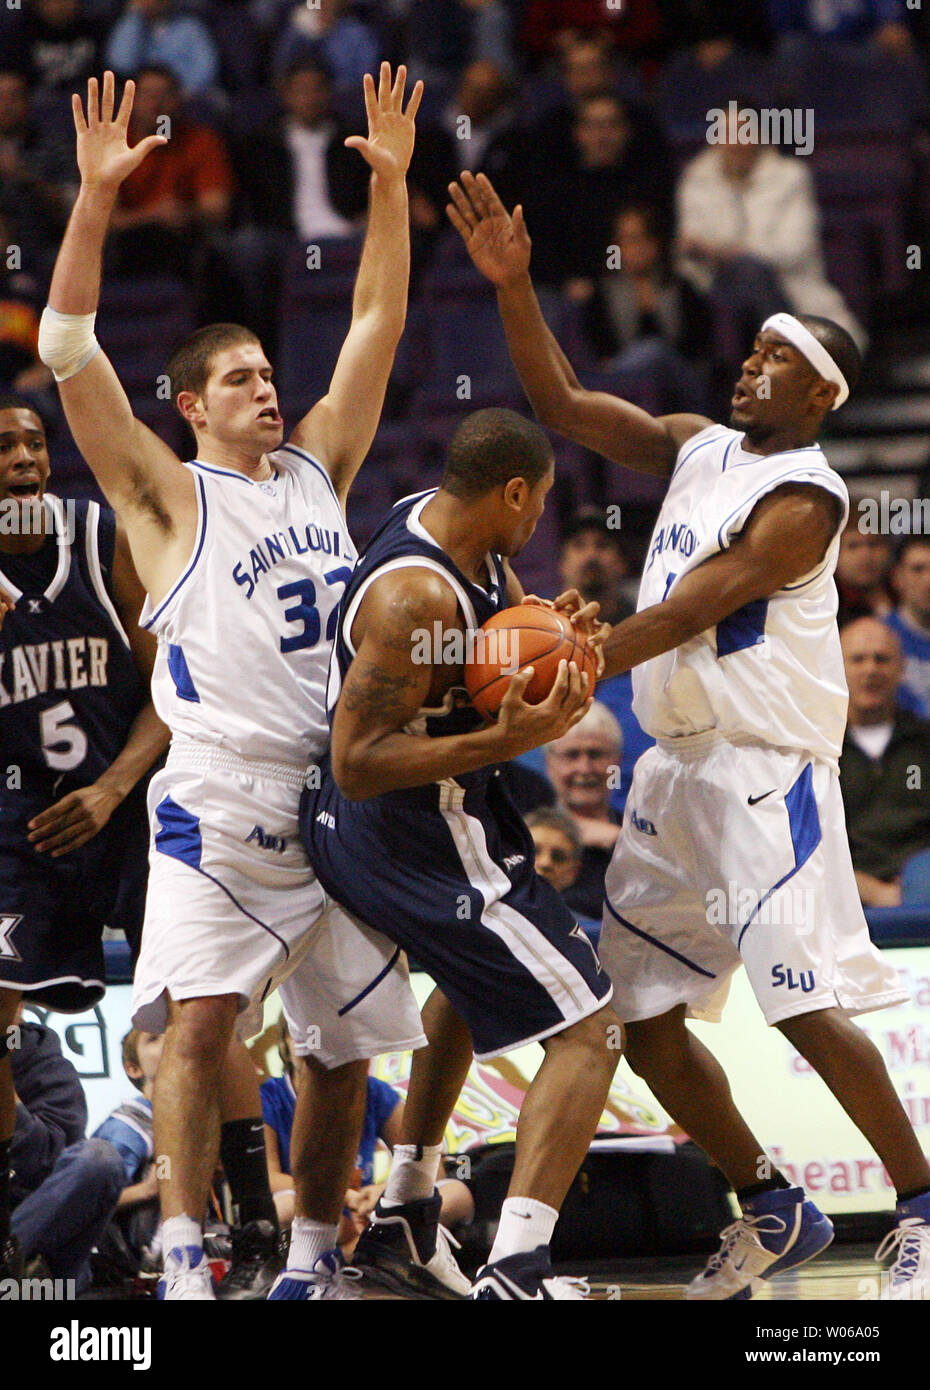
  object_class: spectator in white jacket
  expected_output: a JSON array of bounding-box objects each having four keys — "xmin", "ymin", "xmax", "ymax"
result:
[{"xmin": 676, "ymin": 100, "xmax": 865, "ymax": 349}]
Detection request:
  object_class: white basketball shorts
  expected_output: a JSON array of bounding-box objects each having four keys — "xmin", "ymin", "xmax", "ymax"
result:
[
  {"xmin": 599, "ymin": 732, "xmax": 908, "ymax": 1027},
  {"xmin": 131, "ymin": 742, "xmax": 425, "ymax": 1065}
]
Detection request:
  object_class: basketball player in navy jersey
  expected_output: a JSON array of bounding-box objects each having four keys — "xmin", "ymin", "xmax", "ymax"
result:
[
  {"xmin": 0, "ymin": 394, "xmax": 169, "ymax": 1283},
  {"xmin": 446, "ymin": 171, "xmax": 930, "ymax": 1300},
  {"xmin": 300, "ymin": 408, "xmax": 621, "ymax": 1301},
  {"xmin": 38, "ymin": 68, "xmax": 430, "ymax": 1301}
]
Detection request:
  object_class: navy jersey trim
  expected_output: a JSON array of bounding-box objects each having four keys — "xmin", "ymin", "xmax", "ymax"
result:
[
  {"xmin": 604, "ymin": 900, "xmax": 717, "ymax": 978},
  {"xmin": 277, "ymin": 442, "xmax": 343, "ymax": 516},
  {"xmin": 337, "ymin": 946, "xmax": 402, "ymax": 1017},
  {"xmin": 142, "ymin": 473, "xmax": 208, "ymax": 630}
]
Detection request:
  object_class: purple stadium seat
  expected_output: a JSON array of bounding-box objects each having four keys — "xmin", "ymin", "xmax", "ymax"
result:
[{"xmin": 657, "ymin": 48, "xmax": 775, "ymax": 142}]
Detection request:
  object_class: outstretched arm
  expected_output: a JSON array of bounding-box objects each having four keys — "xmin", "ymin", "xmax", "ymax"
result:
[
  {"xmin": 600, "ymin": 486, "xmax": 841, "ymax": 679},
  {"xmin": 290, "ymin": 63, "xmax": 422, "ymax": 503},
  {"xmin": 331, "ymin": 570, "xmax": 591, "ymax": 799},
  {"xmin": 40, "ymin": 73, "xmax": 196, "ymax": 597},
  {"xmin": 447, "ymin": 172, "xmax": 712, "ymax": 475}
]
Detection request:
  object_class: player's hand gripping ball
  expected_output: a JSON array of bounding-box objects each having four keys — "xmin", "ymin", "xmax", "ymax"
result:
[{"xmin": 464, "ymin": 605, "xmax": 598, "ymax": 721}]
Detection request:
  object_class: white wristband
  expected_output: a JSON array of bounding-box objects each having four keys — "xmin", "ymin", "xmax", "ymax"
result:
[{"xmin": 38, "ymin": 304, "xmax": 101, "ymax": 382}]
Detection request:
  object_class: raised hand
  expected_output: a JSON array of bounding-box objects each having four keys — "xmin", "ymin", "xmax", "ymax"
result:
[
  {"xmin": 447, "ymin": 171, "xmax": 531, "ymax": 286},
  {"xmin": 72, "ymin": 71, "xmax": 167, "ymax": 195},
  {"xmin": 344, "ymin": 62, "xmax": 423, "ymax": 181}
]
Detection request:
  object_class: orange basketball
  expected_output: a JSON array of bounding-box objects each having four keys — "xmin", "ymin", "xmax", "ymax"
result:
[{"xmin": 464, "ymin": 605, "xmax": 598, "ymax": 722}]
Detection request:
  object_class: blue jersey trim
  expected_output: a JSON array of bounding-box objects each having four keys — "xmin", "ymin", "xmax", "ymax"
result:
[
  {"xmin": 337, "ymin": 945, "xmax": 402, "ymax": 1017},
  {"xmin": 716, "ymin": 468, "xmax": 845, "ymax": 550},
  {"xmin": 737, "ymin": 763, "xmax": 821, "ymax": 949},
  {"xmin": 720, "ymin": 437, "xmax": 739, "ymax": 473},
  {"xmin": 278, "ymin": 442, "xmax": 343, "ymax": 515},
  {"xmin": 154, "ymin": 795, "xmax": 202, "ymax": 869},
  {"xmin": 604, "ymin": 900, "xmax": 717, "ymax": 978},
  {"xmin": 672, "ymin": 427, "xmax": 725, "ymax": 478},
  {"xmin": 716, "ymin": 598, "xmax": 768, "ymax": 657},
  {"xmin": 142, "ymin": 474, "xmax": 209, "ymax": 630},
  {"xmin": 153, "ymin": 795, "xmax": 291, "ymax": 959},
  {"xmin": 187, "ymin": 461, "xmax": 254, "ymax": 485},
  {"xmin": 167, "ymin": 644, "xmax": 200, "ymax": 703}
]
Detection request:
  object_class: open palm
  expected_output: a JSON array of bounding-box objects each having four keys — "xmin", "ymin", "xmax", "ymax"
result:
[
  {"xmin": 73, "ymin": 70, "xmax": 166, "ymax": 192},
  {"xmin": 345, "ymin": 62, "xmax": 423, "ymax": 180},
  {"xmin": 447, "ymin": 172, "xmax": 532, "ymax": 286}
]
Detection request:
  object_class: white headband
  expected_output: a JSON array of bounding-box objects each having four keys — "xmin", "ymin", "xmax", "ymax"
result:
[{"xmin": 760, "ymin": 312, "xmax": 849, "ymax": 410}]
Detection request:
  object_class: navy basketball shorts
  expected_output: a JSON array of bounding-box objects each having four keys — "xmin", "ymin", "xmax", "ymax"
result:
[
  {"xmin": 300, "ymin": 758, "xmax": 613, "ymax": 1060},
  {"xmin": 0, "ymin": 785, "xmax": 147, "ymax": 1012}
]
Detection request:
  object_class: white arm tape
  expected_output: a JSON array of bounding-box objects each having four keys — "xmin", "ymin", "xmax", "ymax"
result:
[{"xmin": 38, "ymin": 304, "xmax": 102, "ymax": 382}]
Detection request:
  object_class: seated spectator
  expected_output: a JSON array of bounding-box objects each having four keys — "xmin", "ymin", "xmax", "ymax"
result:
[
  {"xmin": 441, "ymin": 60, "xmax": 519, "ymax": 183},
  {"xmin": 885, "ymin": 535, "xmax": 930, "ymax": 713},
  {"xmin": 527, "ymin": 806, "xmax": 600, "ymax": 941},
  {"xmin": 839, "ymin": 618, "xmax": 930, "ymax": 906},
  {"xmin": 525, "ymin": 89, "xmax": 674, "ymax": 290},
  {"xmin": 91, "ymin": 1028, "xmax": 162, "ymax": 1279},
  {"xmin": 106, "ymin": 0, "xmax": 220, "ymax": 96},
  {"xmin": 2, "ymin": 1010, "xmax": 124, "ymax": 1288},
  {"xmin": 6, "ymin": 0, "xmax": 107, "ymax": 95},
  {"xmin": 0, "ymin": 212, "xmax": 53, "ymax": 395},
  {"xmin": 559, "ymin": 506, "xmax": 637, "ymax": 624},
  {"xmin": 835, "ymin": 515, "xmax": 894, "ymax": 628},
  {"xmin": 676, "ymin": 98, "xmax": 865, "ymax": 350},
  {"xmin": 580, "ymin": 201, "xmax": 713, "ymax": 408},
  {"xmin": 0, "ymin": 68, "xmax": 77, "ymax": 265},
  {"xmin": 232, "ymin": 58, "xmax": 368, "ymax": 347},
  {"xmin": 544, "ymin": 702, "xmax": 623, "ymax": 920},
  {"xmin": 272, "ymin": 0, "xmax": 379, "ymax": 94},
  {"xmin": 107, "ymin": 65, "xmax": 233, "ymax": 292}
]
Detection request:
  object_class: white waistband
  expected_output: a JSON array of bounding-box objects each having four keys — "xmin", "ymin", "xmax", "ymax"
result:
[
  {"xmin": 168, "ymin": 738, "xmax": 308, "ymax": 790},
  {"xmin": 655, "ymin": 729, "xmax": 768, "ymax": 762}
]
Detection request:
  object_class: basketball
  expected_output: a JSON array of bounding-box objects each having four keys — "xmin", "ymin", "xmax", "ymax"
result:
[{"xmin": 464, "ymin": 605, "xmax": 598, "ymax": 722}]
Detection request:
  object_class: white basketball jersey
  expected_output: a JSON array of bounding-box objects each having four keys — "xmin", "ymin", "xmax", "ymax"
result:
[
  {"xmin": 140, "ymin": 443, "xmax": 356, "ymax": 765},
  {"xmin": 633, "ymin": 425, "xmax": 850, "ymax": 767}
]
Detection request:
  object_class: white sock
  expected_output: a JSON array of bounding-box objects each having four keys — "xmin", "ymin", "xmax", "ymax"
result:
[
  {"xmin": 489, "ymin": 1197, "xmax": 558, "ymax": 1263},
  {"xmin": 162, "ymin": 1214, "xmax": 202, "ymax": 1258},
  {"xmin": 381, "ymin": 1143, "xmax": 442, "ymax": 1207},
  {"xmin": 288, "ymin": 1217, "xmax": 339, "ymax": 1271}
]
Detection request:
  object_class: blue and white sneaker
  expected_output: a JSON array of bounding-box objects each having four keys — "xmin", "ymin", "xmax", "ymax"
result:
[
  {"xmin": 877, "ymin": 1192, "xmax": 930, "ymax": 1300},
  {"xmin": 267, "ymin": 1248, "xmax": 361, "ymax": 1301},
  {"xmin": 157, "ymin": 1246, "xmax": 215, "ymax": 1300},
  {"xmin": 470, "ymin": 1246, "xmax": 588, "ymax": 1300},
  {"xmin": 686, "ymin": 1187, "xmax": 834, "ymax": 1300}
]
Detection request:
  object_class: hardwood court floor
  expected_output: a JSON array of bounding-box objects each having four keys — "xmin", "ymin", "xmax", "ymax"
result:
[{"xmin": 359, "ymin": 1244, "xmax": 887, "ymax": 1300}]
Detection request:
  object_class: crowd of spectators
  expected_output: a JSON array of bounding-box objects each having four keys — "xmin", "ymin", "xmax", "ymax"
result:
[{"xmin": 2, "ymin": 0, "xmax": 928, "ymax": 460}]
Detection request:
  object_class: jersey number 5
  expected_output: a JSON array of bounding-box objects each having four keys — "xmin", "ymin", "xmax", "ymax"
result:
[{"xmin": 40, "ymin": 699, "xmax": 88, "ymax": 771}]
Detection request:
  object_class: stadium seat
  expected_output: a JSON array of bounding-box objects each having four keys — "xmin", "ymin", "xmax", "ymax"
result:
[{"xmin": 901, "ymin": 850, "xmax": 930, "ymax": 907}]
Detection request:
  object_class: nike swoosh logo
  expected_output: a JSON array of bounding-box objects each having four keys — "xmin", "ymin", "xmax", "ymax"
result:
[{"xmin": 748, "ymin": 790, "xmax": 776, "ymax": 805}]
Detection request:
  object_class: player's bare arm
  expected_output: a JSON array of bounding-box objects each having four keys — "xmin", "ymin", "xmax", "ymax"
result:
[
  {"xmin": 332, "ymin": 568, "xmax": 591, "ymax": 799},
  {"xmin": 289, "ymin": 63, "xmax": 423, "ymax": 503},
  {"xmin": 447, "ymin": 172, "xmax": 711, "ymax": 476},
  {"xmin": 0, "ymin": 586, "xmax": 13, "ymax": 629},
  {"xmin": 39, "ymin": 72, "xmax": 197, "ymax": 602},
  {"xmin": 600, "ymin": 484, "xmax": 842, "ymax": 680},
  {"xmin": 27, "ymin": 521, "xmax": 170, "ymax": 857}
]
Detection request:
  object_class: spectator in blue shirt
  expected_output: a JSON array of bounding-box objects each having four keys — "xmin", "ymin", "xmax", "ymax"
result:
[
  {"xmin": 106, "ymin": 0, "xmax": 220, "ymax": 96},
  {"xmin": 885, "ymin": 536, "xmax": 930, "ymax": 714}
]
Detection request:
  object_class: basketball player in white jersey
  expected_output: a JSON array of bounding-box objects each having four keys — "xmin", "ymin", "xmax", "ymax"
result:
[
  {"xmin": 38, "ymin": 67, "xmax": 429, "ymax": 1300},
  {"xmin": 448, "ymin": 171, "xmax": 930, "ymax": 1300}
]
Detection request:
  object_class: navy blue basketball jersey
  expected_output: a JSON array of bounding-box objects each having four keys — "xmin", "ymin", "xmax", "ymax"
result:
[
  {"xmin": 328, "ymin": 489, "xmax": 510, "ymax": 751},
  {"xmin": 0, "ymin": 496, "xmax": 146, "ymax": 799}
]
